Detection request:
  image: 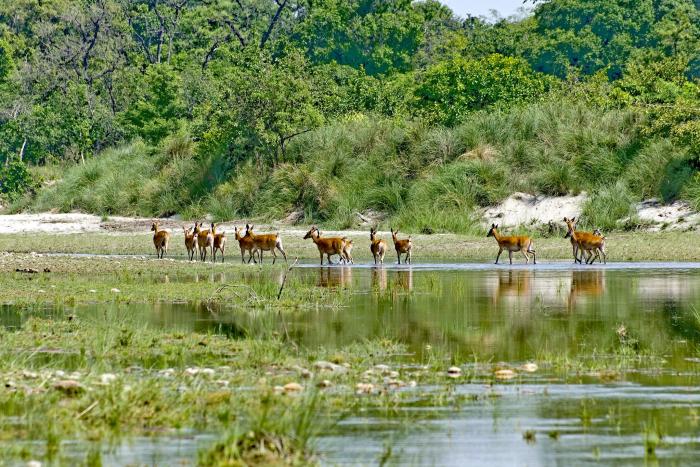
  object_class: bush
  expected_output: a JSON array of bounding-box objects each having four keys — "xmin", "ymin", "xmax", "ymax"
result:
[
  {"xmin": 0, "ymin": 160, "xmax": 38, "ymax": 201},
  {"xmin": 580, "ymin": 181, "xmax": 636, "ymax": 231}
]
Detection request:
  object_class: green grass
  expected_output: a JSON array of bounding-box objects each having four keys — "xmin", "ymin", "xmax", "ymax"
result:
[{"xmin": 22, "ymin": 99, "xmax": 699, "ymax": 233}]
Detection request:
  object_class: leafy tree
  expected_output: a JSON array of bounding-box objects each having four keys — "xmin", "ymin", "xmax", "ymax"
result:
[
  {"xmin": 119, "ymin": 64, "xmax": 186, "ymax": 143},
  {"xmin": 414, "ymin": 54, "xmax": 554, "ymax": 125}
]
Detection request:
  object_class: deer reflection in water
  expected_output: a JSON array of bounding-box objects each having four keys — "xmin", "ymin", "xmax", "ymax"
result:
[
  {"xmin": 371, "ymin": 268, "xmax": 413, "ymax": 292},
  {"xmin": 317, "ymin": 266, "xmax": 353, "ymax": 288},
  {"xmin": 490, "ymin": 269, "xmax": 532, "ymax": 306},
  {"xmin": 568, "ymin": 269, "xmax": 605, "ymax": 309}
]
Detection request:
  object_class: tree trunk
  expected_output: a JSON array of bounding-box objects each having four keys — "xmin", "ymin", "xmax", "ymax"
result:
[{"xmin": 18, "ymin": 139, "xmax": 26, "ymax": 162}]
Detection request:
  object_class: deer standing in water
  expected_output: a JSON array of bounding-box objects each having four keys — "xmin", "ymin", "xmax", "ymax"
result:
[
  {"xmin": 246, "ymin": 224, "xmax": 287, "ymax": 264},
  {"xmin": 151, "ymin": 222, "xmax": 170, "ymax": 259},
  {"xmin": 486, "ymin": 223, "xmax": 536, "ymax": 264},
  {"xmin": 369, "ymin": 227, "xmax": 386, "ymax": 265},
  {"xmin": 340, "ymin": 238, "xmax": 354, "ymax": 264},
  {"xmin": 234, "ymin": 226, "xmax": 258, "ymax": 264},
  {"xmin": 194, "ymin": 222, "xmax": 214, "ymax": 262},
  {"xmin": 563, "ymin": 217, "xmax": 606, "ymax": 264},
  {"xmin": 211, "ymin": 223, "xmax": 227, "ymax": 263},
  {"xmin": 183, "ymin": 225, "xmax": 196, "ymax": 261},
  {"xmin": 303, "ymin": 226, "xmax": 347, "ymax": 265},
  {"xmin": 391, "ymin": 228, "xmax": 412, "ymax": 264}
]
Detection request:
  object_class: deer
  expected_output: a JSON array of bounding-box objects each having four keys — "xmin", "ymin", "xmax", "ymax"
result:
[
  {"xmin": 563, "ymin": 217, "xmax": 606, "ymax": 265},
  {"xmin": 194, "ymin": 222, "xmax": 214, "ymax": 262},
  {"xmin": 369, "ymin": 227, "xmax": 386, "ymax": 265},
  {"xmin": 340, "ymin": 238, "xmax": 354, "ymax": 264},
  {"xmin": 246, "ymin": 224, "xmax": 287, "ymax": 264},
  {"xmin": 486, "ymin": 223, "xmax": 536, "ymax": 265},
  {"xmin": 303, "ymin": 226, "xmax": 347, "ymax": 265},
  {"xmin": 234, "ymin": 225, "xmax": 258, "ymax": 264},
  {"xmin": 183, "ymin": 225, "xmax": 196, "ymax": 261},
  {"xmin": 391, "ymin": 228, "xmax": 412, "ymax": 264},
  {"xmin": 211, "ymin": 223, "xmax": 227, "ymax": 263},
  {"xmin": 151, "ymin": 222, "xmax": 170, "ymax": 259}
]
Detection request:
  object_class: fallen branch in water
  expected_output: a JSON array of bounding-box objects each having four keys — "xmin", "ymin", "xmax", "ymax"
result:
[{"xmin": 277, "ymin": 257, "xmax": 299, "ymax": 300}]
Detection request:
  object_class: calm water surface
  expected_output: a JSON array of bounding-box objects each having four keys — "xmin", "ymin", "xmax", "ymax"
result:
[{"xmin": 4, "ymin": 262, "xmax": 700, "ymax": 465}]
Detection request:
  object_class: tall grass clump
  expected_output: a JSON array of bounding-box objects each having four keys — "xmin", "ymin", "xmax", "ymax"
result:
[{"xmin": 580, "ymin": 181, "xmax": 636, "ymax": 230}]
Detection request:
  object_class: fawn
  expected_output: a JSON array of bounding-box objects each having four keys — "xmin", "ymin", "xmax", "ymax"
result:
[
  {"xmin": 303, "ymin": 226, "xmax": 347, "ymax": 265},
  {"xmin": 211, "ymin": 223, "xmax": 227, "ymax": 263},
  {"xmin": 234, "ymin": 225, "xmax": 258, "ymax": 264},
  {"xmin": 183, "ymin": 225, "xmax": 196, "ymax": 261},
  {"xmin": 563, "ymin": 217, "xmax": 606, "ymax": 264},
  {"xmin": 486, "ymin": 223, "xmax": 536, "ymax": 264},
  {"xmin": 369, "ymin": 227, "xmax": 386, "ymax": 265},
  {"xmin": 246, "ymin": 224, "xmax": 287, "ymax": 264},
  {"xmin": 194, "ymin": 222, "xmax": 214, "ymax": 262},
  {"xmin": 390, "ymin": 228, "xmax": 412, "ymax": 264},
  {"xmin": 151, "ymin": 222, "xmax": 170, "ymax": 259}
]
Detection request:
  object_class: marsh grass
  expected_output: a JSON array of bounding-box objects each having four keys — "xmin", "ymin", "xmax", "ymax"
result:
[{"xmin": 27, "ymin": 100, "xmax": 699, "ymax": 233}]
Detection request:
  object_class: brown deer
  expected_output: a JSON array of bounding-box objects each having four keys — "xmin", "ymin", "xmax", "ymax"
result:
[
  {"xmin": 369, "ymin": 227, "xmax": 386, "ymax": 265},
  {"xmin": 211, "ymin": 223, "xmax": 227, "ymax": 263},
  {"xmin": 390, "ymin": 228, "xmax": 412, "ymax": 264},
  {"xmin": 563, "ymin": 218, "xmax": 606, "ymax": 264},
  {"xmin": 303, "ymin": 226, "xmax": 347, "ymax": 265},
  {"xmin": 486, "ymin": 224, "xmax": 536, "ymax": 264},
  {"xmin": 340, "ymin": 238, "xmax": 354, "ymax": 264},
  {"xmin": 151, "ymin": 222, "xmax": 170, "ymax": 259},
  {"xmin": 194, "ymin": 222, "xmax": 214, "ymax": 262},
  {"xmin": 234, "ymin": 225, "xmax": 258, "ymax": 264},
  {"xmin": 246, "ymin": 224, "xmax": 287, "ymax": 264},
  {"xmin": 183, "ymin": 225, "xmax": 196, "ymax": 261}
]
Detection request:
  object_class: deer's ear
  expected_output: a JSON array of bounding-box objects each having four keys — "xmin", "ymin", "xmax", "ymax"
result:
[
  {"xmin": 495, "ymin": 224, "xmax": 498, "ymax": 229},
  {"xmin": 571, "ymin": 217, "xmax": 576, "ymax": 222},
  {"xmin": 491, "ymin": 223, "xmax": 495, "ymax": 228}
]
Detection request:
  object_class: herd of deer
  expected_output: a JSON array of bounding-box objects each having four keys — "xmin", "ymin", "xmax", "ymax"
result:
[{"xmin": 150, "ymin": 216, "xmax": 605, "ymax": 265}]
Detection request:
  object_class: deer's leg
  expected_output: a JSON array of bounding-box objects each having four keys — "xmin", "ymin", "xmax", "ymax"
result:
[
  {"xmin": 320, "ymin": 252, "xmax": 324, "ymax": 266},
  {"xmin": 495, "ymin": 248, "xmax": 503, "ymax": 264},
  {"xmin": 277, "ymin": 244, "xmax": 287, "ymax": 263},
  {"xmin": 396, "ymin": 250, "xmax": 401, "ymax": 265},
  {"xmin": 271, "ymin": 249, "xmax": 277, "ymax": 265},
  {"xmin": 528, "ymin": 243, "xmax": 536, "ymax": 265},
  {"xmin": 508, "ymin": 250, "xmax": 513, "ymax": 265},
  {"xmin": 521, "ymin": 249, "xmax": 529, "ymax": 264}
]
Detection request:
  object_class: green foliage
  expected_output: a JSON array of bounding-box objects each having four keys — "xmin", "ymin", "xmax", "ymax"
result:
[
  {"xmin": 581, "ymin": 181, "xmax": 636, "ymax": 230},
  {"xmin": 0, "ymin": 160, "xmax": 37, "ymax": 201},
  {"xmin": 415, "ymin": 54, "xmax": 553, "ymax": 125}
]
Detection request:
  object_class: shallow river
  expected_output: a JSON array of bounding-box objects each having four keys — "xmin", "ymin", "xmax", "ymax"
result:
[{"xmin": 4, "ymin": 262, "xmax": 700, "ymax": 465}]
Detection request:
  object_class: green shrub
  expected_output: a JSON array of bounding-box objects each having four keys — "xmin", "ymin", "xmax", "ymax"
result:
[
  {"xmin": 0, "ymin": 160, "xmax": 38, "ymax": 201},
  {"xmin": 581, "ymin": 181, "xmax": 636, "ymax": 231}
]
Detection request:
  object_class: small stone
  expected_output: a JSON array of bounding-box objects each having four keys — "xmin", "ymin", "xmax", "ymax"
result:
[
  {"xmin": 22, "ymin": 370, "xmax": 39, "ymax": 379},
  {"xmin": 494, "ymin": 369, "xmax": 516, "ymax": 380},
  {"xmin": 316, "ymin": 379, "xmax": 332, "ymax": 388},
  {"xmin": 521, "ymin": 362, "xmax": 538, "ymax": 373},
  {"xmin": 158, "ymin": 368, "xmax": 175, "ymax": 378},
  {"xmin": 89, "ymin": 290, "xmax": 97, "ymax": 293},
  {"xmin": 53, "ymin": 379, "xmax": 83, "ymax": 394},
  {"xmin": 27, "ymin": 461, "xmax": 42, "ymax": 467},
  {"xmin": 273, "ymin": 385, "xmax": 284, "ymax": 395},
  {"xmin": 215, "ymin": 380, "xmax": 230, "ymax": 388},
  {"xmin": 447, "ymin": 366, "xmax": 462, "ymax": 378},
  {"xmin": 99, "ymin": 373, "xmax": 117, "ymax": 385},
  {"xmin": 283, "ymin": 382, "xmax": 303, "ymax": 393},
  {"xmin": 110, "ymin": 288, "xmax": 121, "ymax": 293},
  {"xmin": 5, "ymin": 380, "xmax": 16, "ymax": 389},
  {"xmin": 54, "ymin": 370, "xmax": 66, "ymax": 377},
  {"xmin": 313, "ymin": 361, "xmax": 345, "ymax": 373},
  {"xmin": 201, "ymin": 368, "xmax": 215, "ymax": 376},
  {"xmin": 374, "ymin": 364, "xmax": 390, "ymax": 374},
  {"xmin": 355, "ymin": 382, "xmax": 374, "ymax": 394},
  {"xmin": 408, "ymin": 380, "xmax": 417, "ymax": 388},
  {"xmin": 184, "ymin": 367, "xmax": 200, "ymax": 376},
  {"xmin": 388, "ymin": 370, "xmax": 399, "ymax": 378},
  {"xmin": 300, "ymin": 369, "xmax": 312, "ymax": 379}
]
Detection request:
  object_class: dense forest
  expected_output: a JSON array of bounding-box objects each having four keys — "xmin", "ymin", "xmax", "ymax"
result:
[{"xmin": 1, "ymin": 0, "xmax": 699, "ymax": 232}]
